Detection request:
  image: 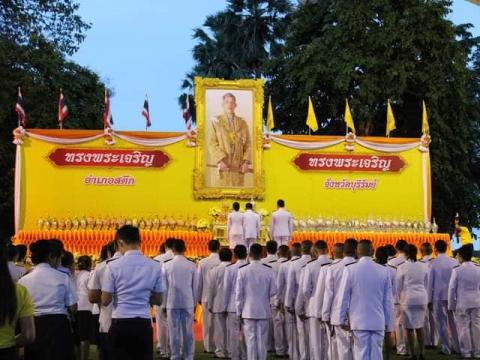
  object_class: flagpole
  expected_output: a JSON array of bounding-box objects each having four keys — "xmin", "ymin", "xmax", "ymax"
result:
[
  {"xmin": 145, "ymin": 93, "xmax": 149, "ymax": 132},
  {"xmin": 17, "ymin": 87, "xmax": 21, "ymax": 128}
]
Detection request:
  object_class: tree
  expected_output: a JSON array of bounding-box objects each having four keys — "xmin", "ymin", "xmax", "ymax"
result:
[
  {"xmin": 266, "ymin": 0, "xmax": 480, "ymax": 230},
  {"xmin": 0, "ymin": 1, "xmax": 105, "ymax": 238}
]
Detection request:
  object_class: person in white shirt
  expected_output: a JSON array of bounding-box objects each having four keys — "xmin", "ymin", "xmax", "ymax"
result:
[
  {"xmin": 285, "ymin": 240, "xmax": 312, "ymax": 360},
  {"xmin": 243, "ymin": 203, "xmax": 260, "ymax": 251},
  {"xmin": 208, "ymin": 248, "xmax": 233, "ymax": 358},
  {"xmin": 448, "ymin": 244, "xmax": 480, "ymax": 359},
  {"xmin": 419, "ymin": 242, "xmax": 436, "ymax": 349},
  {"xmin": 272, "ymin": 245, "xmax": 290, "ymax": 357},
  {"xmin": 101, "ymin": 226, "xmax": 164, "ymax": 360},
  {"xmin": 153, "ymin": 238, "xmax": 175, "ymax": 358},
  {"xmin": 19, "ymin": 239, "xmax": 77, "ymax": 360},
  {"xmin": 224, "ymin": 245, "xmax": 248, "ymax": 360},
  {"xmin": 236, "ymin": 243, "xmax": 277, "ymax": 360},
  {"xmin": 388, "ymin": 239, "xmax": 408, "ymax": 356},
  {"xmin": 197, "ymin": 239, "xmax": 221, "ymax": 353},
  {"xmin": 337, "ymin": 239, "xmax": 393, "ymax": 360},
  {"xmin": 75, "ymin": 255, "xmax": 93, "ymax": 360},
  {"xmin": 7, "ymin": 245, "xmax": 24, "ymax": 282},
  {"xmin": 428, "ymin": 239, "xmax": 460, "ymax": 355},
  {"xmin": 396, "ymin": 244, "xmax": 429, "ymax": 360},
  {"xmin": 269, "ymin": 199, "xmax": 294, "ymax": 246},
  {"xmin": 261, "ymin": 241, "xmax": 279, "ymax": 353},
  {"xmin": 228, "ymin": 202, "xmax": 245, "ymax": 249},
  {"xmin": 163, "ymin": 239, "xmax": 198, "ymax": 360}
]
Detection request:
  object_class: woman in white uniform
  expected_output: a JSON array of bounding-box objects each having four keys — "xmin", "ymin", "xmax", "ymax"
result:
[{"xmin": 396, "ymin": 244, "xmax": 428, "ymax": 360}]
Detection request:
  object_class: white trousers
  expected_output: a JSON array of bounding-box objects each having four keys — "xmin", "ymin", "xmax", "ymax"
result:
[
  {"xmin": 229, "ymin": 235, "xmax": 245, "ymax": 249},
  {"xmin": 296, "ymin": 316, "xmax": 310, "ymax": 360},
  {"xmin": 335, "ymin": 325, "xmax": 353, "ymax": 360},
  {"xmin": 273, "ymin": 307, "xmax": 287, "ymax": 356},
  {"xmin": 227, "ymin": 313, "xmax": 247, "ymax": 360},
  {"xmin": 213, "ymin": 312, "xmax": 228, "ymax": 357},
  {"xmin": 424, "ymin": 306, "xmax": 436, "ymax": 346},
  {"xmin": 243, "ymin": 319, "xmax": 269, "ymax": 360},
  {"xmin": 394, "ymin": 304, "xmax": 407, "ymax": 354},
  {"xmin": 273, "ymin": 236, "xmax": 290, "ymax": 246},
  {"xmin": 201, "ymin": 301, "xmax": 215, "ymax": 352},
  {"xmin": 455, "ymin": 308, "xmax": 480, "ymax": 358},
  {"xmin": 167, "ymin": 309, "xmax": 194, "ymax": 360},
  {"xmin": 286, "ymin": 311, "xmax": 299, "ymax": 359},
  {"xmin": 155, "ymin": 306, "xmax": 169, "ymax": 356},
  {"xmin": 308, "ymin": 318, "xmax": 329, "ymax": 360},
  {"xmin": 352, "ymin": 330, "xmax": 384, "ymax": 360},
  {"xmin": 433, "ymin": 300, "xmax": 460, "ymax": 354},
  {"xmin": 245, "ymin": 238, "xmax": 256, "ymax": 251}
]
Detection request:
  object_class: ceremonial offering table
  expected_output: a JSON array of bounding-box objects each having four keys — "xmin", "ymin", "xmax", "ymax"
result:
[{"xmin": 14, "ymin": 230, "xmax": 450, "ymax": 258}]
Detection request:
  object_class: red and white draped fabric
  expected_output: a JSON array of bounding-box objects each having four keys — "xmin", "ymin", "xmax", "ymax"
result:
[
  {"xmin": 15, "ymin": 87, "xmax": 27, "ymax": 127},
  {"xmin": 141, "ymin": 95, "xmax": 151, "ymax": 128},
  {"xmin": 58, "ymin": 89, "xmax": 68, "ymax": 127},
  {"xmin": 103, "ymin": 89, "xmax": 113, "ymax": 129},
  {"xmin": 182, "ymin": 94, "xmax": 192, "ymax": 131}
]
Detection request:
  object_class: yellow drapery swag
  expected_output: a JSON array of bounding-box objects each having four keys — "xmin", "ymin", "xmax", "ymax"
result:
[
  {"xmin": 422, "ymin": 100, "xmax": 430, "ymax": 135},
  {"xmin": 306, "ymin": 96, "xmax": 319, "ymax": 132},
  {"xmin": 344, "ymin": 99, "xmax": 356, "ymax": 133},
  {"xmin": 266, "ymin": 96, "xmax": 275, "ymax": 131},
  {"xmin": 386, "ymin": 99, "xmax": 396, "ymax": 137}
]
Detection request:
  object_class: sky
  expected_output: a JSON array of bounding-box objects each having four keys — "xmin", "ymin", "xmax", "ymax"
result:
[{"xmin": 70, "ymin": 0, "xmax": 480, "ymax": 132}]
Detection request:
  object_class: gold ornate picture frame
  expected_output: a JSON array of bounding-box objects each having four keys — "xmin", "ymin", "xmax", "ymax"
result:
[{"xmin": 193, "ymin": 77, "xmax": 265, "ymax": 200}]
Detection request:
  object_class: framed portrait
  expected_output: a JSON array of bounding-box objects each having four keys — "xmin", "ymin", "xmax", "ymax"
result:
[{"xmin": 193, "ymin": 77, "xmax": 265, "ymax": 199}]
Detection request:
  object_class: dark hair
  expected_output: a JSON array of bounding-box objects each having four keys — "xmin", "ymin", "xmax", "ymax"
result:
[
  {"xmin": 107, "ymin": 240, "xmax": 117, "ymax": 256},
  {"xmin": 266, "ymin": 241, "xmax": 278, "ymax": 255},
  {"xmin": 457, "ymin": 244, "xmax": 473, "ymax": 261},
  {"xmin": 0, "ymin": 245, "xmax": 16, "ymax": 326},
  {"xmin": 395, "ymin": 240, "xmax": 407, "ymax": 252},
  {"xmin": 100, "ymin": 245, "xmax": 109, "ymax": 262},
  {"xmin": 233, "ymin": 245, "xmax": 247, "ymax": 260},
  {"xmin": 172, "ymin": 239, "xmax": 186, "ymax": 253},
  {"xmin": 434, "ymin": 240, "xmax": 447, "ymax": 253},
  {"xmin": 219, "ymin": 248, "xmax": 233, "ymax": 262},
  {"xmin": 375, "ymin": 246, "xmax": 388, "ymax": 265},
  {"xmin": 208, "ymin": 239, "xmax": 220, "ymax": 252},
  {"xmin": 344, "ymin": 238, "xmax": 357, "ymax": 257},
  {"xmin": 314, "ymin": 240, "xmax": 328, "ymax": 251},
  {"xmin": 405, "ymin": 244, "xmax": 418, "ymax": 262},
  {"xmin": 278, "ymin": 245, "xmax": 289, "ymax": 258},
  {"xmin": 250, "ymin": 243, "xmax": 262, "ymax": 257},
  {"xmin": 78, "ymin": 255, "xmax": 92, "ymax": 271},
  {"xmin": 233, "ymin": 202, "xmax": 240, "ymax": 211},
  {"xmin": 6, "ymin": 245, "xmax": 17, "ymax": 261},
  {"xmin": 291, "ymin": 242, "xmax": 302, "ymax": 256},
  {"xmin": 49, "ymin": 239, "xmax": 64, "ymax": 258},
  {"xmin": 358, "ymin": 239, "xmax": 373, "ymax": 256},
  {"xmin": 277, "ymin": 199, "xmax": 285, "ymax": 208},
  {"xmin": 165, "ymin": 238, "xmax": 176, "ymax": 249},
  {"xmin": 30, "ymin": 240, "xmax": 51, "ymax": 265},
  {"xmin": 421, "ymin": 242, "xmax": 433, "ymax": 255},
  {"xmin": 116, "ymin": 225, "xmax": 140, "ymax": 244},
  {"xmin": 16, "ymin": 245, "xmax": 27, "ymax": 262},
  {"xmin": 385, "ymin": 244, "xmax": 397, "ymax": 257},
  {"xmin": 61, "ymin": 251, "xmax": 74, "ymax": 267},
  {"xmin": 245, "ymin": 203, "xmax": 253, "ymax": 210},
  {"xmin": 159, "ymin": 243, "xmax": 166, "ymax": 254},
  {"xmin": 301, "ymin": 240, "xmax": 313, "ymax": 254}
]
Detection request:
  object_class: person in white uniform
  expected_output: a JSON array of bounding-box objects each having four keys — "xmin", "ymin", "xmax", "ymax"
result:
[
  {"xmin": 208, "ymin": 248, "xmax": 233, "ymax": 358},
  {"xmin": 236, "ymin": 243, "xmax": 277, "ymax": 360},
  {"xmin": 261, "ymin": 241, "xmax": 279, "ymax": 353},
  {"xmin": 163, "ymin": 239, "xmax": 198, "ymax": 360},
  {"xmin": 285, "ymin": 240, "xmax": 312, "ymax": 360},
  {"xmin": 153, "ymin": 238, "xmax": 175, "ymax": 358},
  {"xmin": 228, "ymin": 202, "xmax": 245, "ymax": 249},
  {"xmin": 75, "ymin": 255, "xmax": 93, "ymax": 360},
  {"xmin": 269, "ymin": 199, "xmax": 294, "ymax": 246},
  {"xmin": 448, "ymin": 244, "xmax": 480, "ymax": 359},
  {"xmin": 243, "ymin": 203, "xmax": 260, "ymax": 251},
  {"xmin": 224, "ymin": 245, "xmax": 248, "ymax": 360},
  {"xmin": 272, "ymin": 244, "xmax": 290, "ymax": 357},
  {"xmin": 419, "ymin": 242, "xmax": 436, "ymax": 349},
  {"xmin": 388, "ymin": 239, "xmax": 408, "ymax": 356},
  {"xmin": 101, "ymin": 225, "xmax": 164, "ymax": 360},
  {"xmin": 428, "ymin": 239, "xmax": 460, "ymax": 355},
  {"xmin": 302, "ymin": 240, "xmax": 332, "ymax": 360},
  {"xmin": 197, "ymin": 239, "xmax": 221, "ymax": 353},
  {"xmin": 337, "ymin": 239, "xmax": 393, "ymax": 360},
  {"xmin": 323, "ymin": 239, "xmax": 357, "ymax": 360},
  {"xmin": 396, "ymin": 244, "xmax": 428, "ymax": 360},
  {"xmin": 7, "ymin": 245, "xmax": 25, "ymax": 282},
  {"xmin": 19, "ymin": 239, "xmax": 77, "ymax": 360}
]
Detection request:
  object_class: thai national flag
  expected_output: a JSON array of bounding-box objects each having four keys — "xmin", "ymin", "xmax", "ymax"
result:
[
  {"xmin": 58, "ymin": 89, "xmax": 69, "ymax": 126},
  {"xmin": 182, "ymin": 94, "xmax": 192, "ymax": 130},
  {"xmin": 103, "ymin": 89, "xmax": 113, "ymax": 128},
  {"xmin": 15, "ymin": 87, "xmax": 27, "ymax": 127},
  {"xmin": 141, "ymin": 96, "xmax": 151, "ymax": 128}
]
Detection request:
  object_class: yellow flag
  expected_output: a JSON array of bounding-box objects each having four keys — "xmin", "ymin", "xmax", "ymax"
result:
[
  {"xmin": 386, "ymin": 99, "xmax": 396, "ymax": 136},
  {"xmin": 306, "ymin": 96, "xmax": 318, "ymax": 132},
  {"xmin": 266, "ymin": 96, "xmax": 275, "ymax": 131},
  {"xmin": 344, "ymin": 99, "xmax": 355, "ymax": 133},
  {"xmin": 422, "ymin": 100, "xmax": 429, "ymax": 135}
]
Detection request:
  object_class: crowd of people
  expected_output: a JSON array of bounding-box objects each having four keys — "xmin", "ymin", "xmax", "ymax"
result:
[{"xmin": 1, "ymin": 213, "xmax": 479, "ymax": 360}]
